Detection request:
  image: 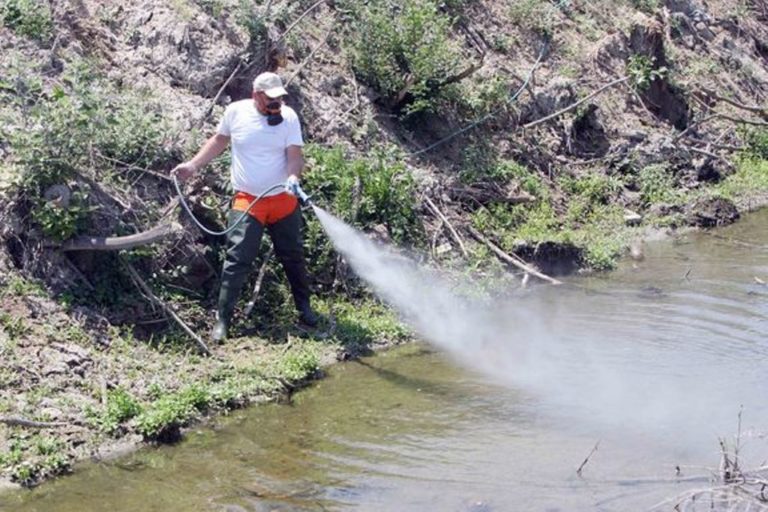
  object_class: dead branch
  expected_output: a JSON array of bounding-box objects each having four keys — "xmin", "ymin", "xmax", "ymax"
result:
[
  {"xmin": 699, "ymin": 88, "xmax": 768, "ymax": 117},
  {"xmin": 466, "ymin": 227, "xmax": 562, "ymax": 285},
  {"xmin": 122, "ymin": 259, "xmax": 212, "ymax": 356},
  {"xmin": 199, "ymin": 59, "xmax": 243, "ymax": 128},
  {"xmin": 683, "ymin": 145, "xmax": 735, "ymax": 169},
  {"xmin": 577, "ymin": 441, "xmax": 601, "ymax": 476},
  {"xmin": 424, "ymin": 196, "xmax": 469, "ymax": 258},
  {"xmin": 287, "ymin": 23, "xmax": 335, "ymax": 86},
  {"xmin": 61, "ymin": 222, "xmax": 183, "ymax": 252},
  {"xmin": 275, "ymin": 0, "xmax": 327, "ymax": 45},
  {"xmin": 673, "ymin": 113, "xmax": 723, "ymax": 142},
  {"xmin": 681, "ymin": 136, "xmax": 745, "ymax": 152},
  {"xmin": 718, "ymin": 113, "xmax": 768, "ymax": 127},
  {"xmin": 93, "ymin": 151, "xmax": 172, "ymax": 182},
  {"xmin": 244, "ymin": 246, "xmax": 273, "ymax": 317},
  {"xmin": 522, "ymin": 76, "xmax": 630, "ymax": 130},
  {"xmin": 438, "ymin": 61, "xmax": 484, "ymax": 89},
  {"xmin": 0, "ymin": 416, "xmax": 68, "ymax": 429}
]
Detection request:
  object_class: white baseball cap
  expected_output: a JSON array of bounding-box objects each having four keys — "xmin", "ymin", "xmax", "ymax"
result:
[{"xmin": 252, "ymin": 72, "xmax": 288, "ymax": 98}]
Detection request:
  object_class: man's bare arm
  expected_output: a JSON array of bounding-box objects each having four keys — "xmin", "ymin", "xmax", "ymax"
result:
[
  {"xmin": 172, "ymin": 133, "xmax": 231, "ymax": 181},
  {"xmin": 286, "ymin": 145, "xmax": 305, "ymax": 180}
]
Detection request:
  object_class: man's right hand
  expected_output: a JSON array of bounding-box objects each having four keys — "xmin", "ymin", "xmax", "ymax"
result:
[{"xmin": 171, "ymin": 162, "xmax": 198, "ymax": 182}]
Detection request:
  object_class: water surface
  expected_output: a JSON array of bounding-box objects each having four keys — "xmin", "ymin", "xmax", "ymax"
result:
[{"xmin": 3, "ymin": 210, "xmax": 767, "ymax": 511}]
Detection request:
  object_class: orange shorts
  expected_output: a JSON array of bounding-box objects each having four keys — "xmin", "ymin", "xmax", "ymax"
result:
[{"xmin": 231, "ymin": 191, "xmax": 298, "ymax": 225}]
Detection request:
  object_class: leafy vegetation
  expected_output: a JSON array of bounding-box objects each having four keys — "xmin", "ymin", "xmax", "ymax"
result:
[
  {"xmin": 1, "ymin": 0, "xmax": 53, "ymax": 41},
  {"xmin": 2, "ymin": 58, "xmax": 173, "ymax": 241},
  {"xmin": 302, "ymin": 144, "xmax": 424, "ymax": 288},
  {"xmin": 343, "ymin": 0, "xmax": 465, "ymax": 115},
  {"xmin": 627, "ymin": 54, "xmax": 668, "ymax": 91}
]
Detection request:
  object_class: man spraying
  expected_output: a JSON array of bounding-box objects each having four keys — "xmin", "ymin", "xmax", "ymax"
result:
[{"xmin": 172, "ymin": 72, "xmax": 318, "ymax": 343}]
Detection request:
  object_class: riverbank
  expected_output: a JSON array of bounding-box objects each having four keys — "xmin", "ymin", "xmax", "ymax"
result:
[{"xmin": 0, "ymin": 285, "xmax": 410, "ymax": 489}]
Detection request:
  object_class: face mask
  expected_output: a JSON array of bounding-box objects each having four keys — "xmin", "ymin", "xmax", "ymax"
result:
[{"xmin": 265, "ymin": 100, "xmax": 283, "ymax": 126}]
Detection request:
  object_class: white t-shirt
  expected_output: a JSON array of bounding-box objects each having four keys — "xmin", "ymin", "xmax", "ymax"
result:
[{"xmin": 216, "ymin": 99, "xmax": 304, "ymax": 197}]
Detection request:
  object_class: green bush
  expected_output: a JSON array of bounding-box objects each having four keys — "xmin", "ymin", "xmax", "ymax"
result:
[
  {"xmin": 639, "ymin": 164, "xmax": 678, "ymax": 205},
  {"xmin": 99, "ymin": 387, "xmax": 143, "ymax": 434},
  {"xmin": 1, "ymin": 0, "xmax": 53, "ymax": 41},
  {"xmin": 627, "ymin": 54, "xmax": 667, "ymax": 92},
  {"xmin": 344, "ymin": 0, "xmax": 465, "ymax": 115},
  {"xmin": 508, "ymin": 0, "xmax": 559, "ymax": 36},
  {"xmin": 5, "ymin": 59, "xmax": 172, "ymax": 241},
  {"xmin": 302, "ymin": 144, "xmax": 424, "ymax": 289},
  {"xmin": 135, "ymin": 384, "xmax": 211, "ymax": 439}
]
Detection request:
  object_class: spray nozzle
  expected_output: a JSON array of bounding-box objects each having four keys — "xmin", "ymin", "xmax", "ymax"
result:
[{"xmin": 285, "ymin": 178, "xmax": 312, "ymax": 206}]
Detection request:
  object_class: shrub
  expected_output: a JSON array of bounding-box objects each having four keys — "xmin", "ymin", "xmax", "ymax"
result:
[
  {"xmin": 344, "ymin": 0, "xmax": 465, "ymax": 115},
  {"xmin": 5, "ymin": 59, "xmax": 172, "ymax": 241},
  {"xmin": 639, "ymin": 164, "xmax": 678, "ymax": 205},
  {"xmin": 302, "ymin": 144, "xmax": 424, "ymax": 288},
  {"xmin": 1, "ymin": 0, "xmax": 53, "ymax": 41}
]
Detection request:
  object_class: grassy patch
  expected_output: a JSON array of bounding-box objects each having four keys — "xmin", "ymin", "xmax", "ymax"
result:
[
  {"xmin": 95, "ymin": 388, "xmax": 143, "ymax": 434},
  {"xmin": 0, "ymin": 0, "xmax": 53, "ymax": 41},
  {"xmin": 712, "ymin": 158, "xmax": 768, "ymax": 203},
  {"xmin": 0, "ymin": 434, "xmax": 69, "ymax": 485}
]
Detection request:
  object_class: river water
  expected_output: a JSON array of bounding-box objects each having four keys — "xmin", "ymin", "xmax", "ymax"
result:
[{"xmin": 3, "ymin": 210, "xmax": 767, "ymax": 511}]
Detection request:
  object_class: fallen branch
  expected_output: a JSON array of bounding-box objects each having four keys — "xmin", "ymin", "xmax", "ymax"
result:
[
  {"xmin": 683, "ymin": 145, "xmax": 735, "ymax": 169},
  {"xmin": 466, "ymin": 227, "xmax": 562, "ymax": 285},
  {"xmin": 577, "ymin": 441, "xmax": 601, "ymax": 476},
  {"xmin": 0, "ymin": 416, "xmax": 68, "ymax": 429},
  {"xmin": 199, "ymin": 59, "xmax": 243, "ymax": 128},
  {"xmin": 682, "ymin": 136, "xmax": 745, "ymax": 152},
  {"xmin": 244, "ymin": 246, "xmax": 273, "ymax": 317},
  {"xmin": 275, "ymin": 0, "xmax": 326, "ymax": 44},
  {"xmin": 522, "ymin": 76, "xmax": 630, "ymax": 130},
  {"xmin": 672, "ymin": 113, "xmax": 722, "ymax": 142},
  {"xmin": 424, "ymin": 196, "xmax": 469, "ymax": 258},
  {"xmin": 718, "ymin": 113, "xmax": 768, "ymax": 127},
  {"xmin": 61, "ymin": 222, "xmax": 183, "ymax": 252},
  {"xmin": 287, "ymin": 23, "xmax": 335, "ymax": 86},
  {"xmin": 699, "ymin": 88, "xmax": 768, "ymax": 116},
  {"xmin": 122, "ymin": 259, "xmax": 212, "ymax": 356}
]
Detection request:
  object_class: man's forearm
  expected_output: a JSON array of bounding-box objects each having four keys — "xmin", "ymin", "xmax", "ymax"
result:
[
  {"xmin": 190, "ymin": 134, "xmax": 230, "ymax": 170},
  {"xmin": 286, "ymin": 155, "xmax": 305, "ymax": 178}
]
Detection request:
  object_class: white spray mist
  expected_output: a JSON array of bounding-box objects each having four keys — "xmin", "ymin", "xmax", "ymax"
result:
[{"xmin": 313, "ymin": 206, "xmax": 768, "ymax": 455}]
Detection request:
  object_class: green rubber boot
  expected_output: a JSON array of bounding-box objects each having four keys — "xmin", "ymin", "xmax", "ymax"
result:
[{"xmin": 213, "ymin": 210, "xmax": 265, "ymax": 343}]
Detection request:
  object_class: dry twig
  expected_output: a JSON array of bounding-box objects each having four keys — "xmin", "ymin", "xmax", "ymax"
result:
[
  {"xmin": 244, "ymin": 246, "xmax": 273, "ymax": 317},
  {"xmin": 0, "ymin": 416, "xmax": 68, "ymax": 429},
  {"xmin": 424, "ymin": 196, "xmax": 468, "ymax": 258},
  {"xmin": 122, "ymin": 259, "xmax": 212, "ymax": 356},
  {"xmin": 522, "ymin": 76, "xmax": 630, "ymax": 130}
]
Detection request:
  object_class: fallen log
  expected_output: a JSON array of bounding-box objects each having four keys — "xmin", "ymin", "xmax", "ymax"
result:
[
  {"xmin": 61, "ymin": 222, "xmax": 183, "ymax": 252},
  {"xmin": 0, "ymin": 416, "xmax": 68, "ymax": 429}
]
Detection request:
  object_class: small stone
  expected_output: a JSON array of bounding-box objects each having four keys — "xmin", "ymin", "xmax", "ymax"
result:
[{"xmin": 623, "ymin": 210, "xmax": 643, "ymax": 226}]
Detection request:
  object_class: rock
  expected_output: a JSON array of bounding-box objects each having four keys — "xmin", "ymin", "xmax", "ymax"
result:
[
  {"xmin": 687, "ymin": 196, "xmax": 740, "ymax": 227},
  {"xmin": 694, "ymin": 157, "xmax": 726, "ymax": 183},
  {"xmin": 515, "ymin": 241, "xmax": 583, "ymax": 277},
  {"xmin": 694, "ymin": 22, "xmax": 716, "ymax": 41},
  {"xmin": 649, "ymin": 202, "xmax": 684, "ymax": 217},
  {"xmin": 623, "ymin": 209, "xmax": 643, "ymax": 226},
  {"xmin": 629, "ymin": 240, "xmax": 645, "ymax": 261}
]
